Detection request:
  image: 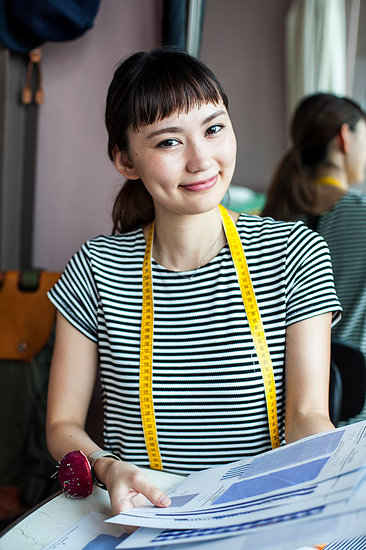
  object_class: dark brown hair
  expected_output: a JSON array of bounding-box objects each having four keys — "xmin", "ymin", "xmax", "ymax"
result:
[
  {"xmin": 262, "ymin": 93, "xmax": 366, "ymax": 220},
  {"xmin": 105, "ymin": 47, "xmax": 229, "ymax": 234}
]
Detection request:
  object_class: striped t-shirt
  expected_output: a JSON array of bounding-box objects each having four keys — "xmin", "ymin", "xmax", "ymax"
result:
[
  {"xmin": 311, "ymin": 189, "xmax": 366, "ymax": 357},
  {"xmin": 48, "ymin": 213, "xmax": 341, "ymax": 475}
]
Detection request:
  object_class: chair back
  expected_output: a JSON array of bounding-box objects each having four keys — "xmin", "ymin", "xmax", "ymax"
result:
[{"xmin": 329, "ymin": 339, "xmax": 366, "ymax": 425}]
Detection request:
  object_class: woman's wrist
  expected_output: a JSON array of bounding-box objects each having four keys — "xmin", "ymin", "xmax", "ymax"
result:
[{"xmin": 88, "ymin": 450, "xmax": 121, "ymax": 488}]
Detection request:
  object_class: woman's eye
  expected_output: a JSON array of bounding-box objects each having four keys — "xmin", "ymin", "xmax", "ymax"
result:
[
  {"xmin": 157, "ymin": 138, "xmax": 179, "ymax": 148},
  {"xmin": 205, "ymin": 124, "xmax": 224, "ymax": 136}
]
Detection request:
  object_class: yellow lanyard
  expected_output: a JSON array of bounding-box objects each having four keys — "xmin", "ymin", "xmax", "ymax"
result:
[
  {"xmin": 316, "ymin": 177, "xmax": 347, "ymax": 190},
  {"xmin": 140, "ymin": 205, "xmax": 280, "ymax": 470}
]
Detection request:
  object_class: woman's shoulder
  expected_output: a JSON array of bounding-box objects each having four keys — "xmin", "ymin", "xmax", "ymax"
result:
[
  {"xmin": 236, "ymin": 212, "xmax": 307, "ymax": 234},
  {"xmin": 82, "ymin": 228, "xmax": 144, "ymax": 252},
  {"xmin": 68, "ymin": 229, "xmax": 146, "ymax": 268},
  {"xmin": 338, "ymin": 189, "xmax": 366, "ymax": 209},
  {"xmin": 236, "ymin": 212, "xmax": 320, "ymax": 250},
  {"xmin": 320, "ymin": 189, "xmax": 366, "ymax": 226}
]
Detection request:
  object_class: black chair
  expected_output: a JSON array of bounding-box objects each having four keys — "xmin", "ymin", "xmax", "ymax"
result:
[{"xmin": 329, "ymin": 339, "xmax": 366, "ymax": 426}]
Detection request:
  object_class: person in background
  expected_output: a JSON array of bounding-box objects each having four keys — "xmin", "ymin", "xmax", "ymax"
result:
[
  {"xmin": 46, "ymin": 49, "xmax": 341, "ymax": 516},
  {"xmin": 262, "ymin": 93, "xmax": 366, "ymax": 358}
]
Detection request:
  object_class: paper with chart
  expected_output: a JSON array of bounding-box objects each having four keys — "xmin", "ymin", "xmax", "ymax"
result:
[
  {"xmin": 109, "ymin": 422, "xmax": 366, "ymax": 529},
  {"xmin": 115, "ymin": 507, "xmax": 366, "ymax": 550},
  {"xmin": 107, "ymin": 421, "xmax": 366, "ymax": 548}
]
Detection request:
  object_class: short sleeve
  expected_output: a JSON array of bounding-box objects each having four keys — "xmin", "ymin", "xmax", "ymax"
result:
[
  {"xmin": 48, "ymin": 242, "xmax": 99, "ymax": 341},
  {"xmin": 285, "ymin": 222, "xmax": 342, "ymax": 327}
]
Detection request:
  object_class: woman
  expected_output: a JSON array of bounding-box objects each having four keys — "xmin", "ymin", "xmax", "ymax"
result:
[
  {"xmin": 46, "ymin": 49, "xmax": 341, "ymax": 515},
  {"xmin": 262, "ymin": 93, "xmax": 366, "ymax": 357}
]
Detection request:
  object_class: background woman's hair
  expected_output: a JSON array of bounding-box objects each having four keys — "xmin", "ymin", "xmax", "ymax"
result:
[
  {"xmin": 262, "ymin": 93, "xmax": 366, "ymax": 220},
  {"xmin": 105, "ymin": 46, "xmax": 229, "ymax": 234}
]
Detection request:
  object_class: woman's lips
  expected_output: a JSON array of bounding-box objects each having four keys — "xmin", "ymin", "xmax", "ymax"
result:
[{"xmin": 181, "ymin": 175, "xmax": 218, "ymax": 192}]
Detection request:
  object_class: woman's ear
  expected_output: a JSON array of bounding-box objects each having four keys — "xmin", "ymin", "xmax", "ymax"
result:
[
  {"xmin": 337, "ymin": 123, "xmax": 351, "ymax": 154},
  {"xmin": 113, "ymin": 146, "xmax": 140, "ymax": 180}
]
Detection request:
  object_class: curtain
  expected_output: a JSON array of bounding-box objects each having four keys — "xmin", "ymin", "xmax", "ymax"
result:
[
  {"xmin": 186, "ymin": 0, "xmax": 206, "ymax": 58},
  {"xmin": 286, "ymin": 0, "xmax": 348, "ymax": 117},
  {"xmin": 346, "ymin": 0, "xmax": 361, "ymax": 96}
]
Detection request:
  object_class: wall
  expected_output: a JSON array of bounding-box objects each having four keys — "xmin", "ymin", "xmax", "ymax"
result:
[
  {"xmin": 353, "ymin": 0, "xmax": 366, "ymax": 191},
  {"xmin": 32, "ymin": 0, "xmax": 162, "ymax": 271},
  {"xmin": 200, "ymin": 0, "xmax": 292, "ymax": 192},
  {"xmin": 353, "ymin": 0, "xmax": 366, "ymax": 109}
]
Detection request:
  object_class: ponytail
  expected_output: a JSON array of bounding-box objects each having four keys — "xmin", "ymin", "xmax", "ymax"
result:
[
  {"xmin": 112, "ymin": 179, "xmax": 154, "ymax": 235},
  {"xmin": 262, "ymin": 92, "xmax": 366, "ymax": 221},
  {"xmin": 261, "ymin": 149, "xmax": 316, "ymax": 221}
]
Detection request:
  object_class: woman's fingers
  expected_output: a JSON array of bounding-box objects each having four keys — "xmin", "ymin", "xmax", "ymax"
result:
[
  {"xmin": 130, "ymin": 470, "xmax": 171, "ymax": 507},
  {"xmin": 107, "ymin": 462, "xmax": 171, "ymax": 513}
]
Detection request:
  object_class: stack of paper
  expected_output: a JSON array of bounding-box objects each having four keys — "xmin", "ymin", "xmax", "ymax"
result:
[{"xmin": 107, "ymin": 421, "xmax": 366, "ymax": 550}]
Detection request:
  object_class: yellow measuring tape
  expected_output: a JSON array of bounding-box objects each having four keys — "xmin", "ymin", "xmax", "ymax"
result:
[
  {"xmin": 140, "ymin": 205, "xmax": 280, "ymax": 470},
  {"xmin": 316, "ymin": 177, "xmax": 346, "ymax": 191},
  {"xmin": 219, "ymin": 204, "xmax": 280, "ymax": 450},
  {"xmin": 140, "ymin": 220, "xmax": 163, "ymax": 470}
]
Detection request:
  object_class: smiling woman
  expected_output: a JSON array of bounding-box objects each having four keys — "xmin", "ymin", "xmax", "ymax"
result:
[{"xmin": 45, "ymin": 47, "xmax": 341, "ymax": 516}]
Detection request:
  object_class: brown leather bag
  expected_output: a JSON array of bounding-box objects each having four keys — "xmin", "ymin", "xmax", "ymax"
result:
[{"xmin": 0, "ymin": 270, "xmax": 60, "ymax": 362}]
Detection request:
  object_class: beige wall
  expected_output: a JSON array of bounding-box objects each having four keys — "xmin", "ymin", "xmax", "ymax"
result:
[
  {"xmin": 200, "ymin": 0, "xmax": 291, "ymax": 192},
  {"xmin": 33, "ymin": 0, "xmax": 162, "ymax": 271}
]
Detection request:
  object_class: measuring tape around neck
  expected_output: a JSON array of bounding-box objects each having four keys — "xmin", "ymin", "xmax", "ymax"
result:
[
  {"xmin": 316, "ymin": 177, "xmax": 347, "ymax": 190},
  {"xmin": 140, "ymin": 206, "xmax": 280, "ymax": 470}
]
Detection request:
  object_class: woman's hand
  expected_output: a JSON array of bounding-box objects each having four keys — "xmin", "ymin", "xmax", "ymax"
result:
[{"xmin": 95, "ymin": 457, "xmax": 171, "ymax": 514}]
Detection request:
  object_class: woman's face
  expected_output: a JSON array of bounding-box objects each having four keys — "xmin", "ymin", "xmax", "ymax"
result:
[
  {"xmin": 115, "ymin": 101, "xmax": 237, "ymax": 218},
  {"xmin": 347, "ymin": 118, "xmax": 366, "ymax": 183}
]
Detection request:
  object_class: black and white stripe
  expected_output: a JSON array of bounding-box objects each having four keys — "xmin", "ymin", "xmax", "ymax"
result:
[
  {"xmin": 49, "ymin": 214, "xmax": 341, "ymax": 474},
  {"xmin": 316, "ymin": 190, "xmax": 366, "ymax": 357},
  {"xmin": 324, "ymin": 537, "xmax": 366, "ymax": 550}
]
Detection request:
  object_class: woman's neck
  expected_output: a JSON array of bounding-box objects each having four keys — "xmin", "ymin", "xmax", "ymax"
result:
[
  {"xmin": 311, "ymin": 168, "xmax": 349, "ymax": 215},
  {"xmin": 316, "ymin": 176, "xmax": 348, "ymax": 190},
  {"xmin": 144, "ymin": 207, "xmax": 233, "ymax": 272}
]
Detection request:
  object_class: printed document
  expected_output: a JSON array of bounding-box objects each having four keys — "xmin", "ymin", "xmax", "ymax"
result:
[{"xmin": 106, "ymin": 421, "xmax": 366, "ymax": 549}]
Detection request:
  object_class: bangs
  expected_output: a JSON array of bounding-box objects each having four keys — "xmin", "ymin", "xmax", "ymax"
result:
[{"xmin": 129, "ymin": 56, "xmax": 227, "ymax": 129}]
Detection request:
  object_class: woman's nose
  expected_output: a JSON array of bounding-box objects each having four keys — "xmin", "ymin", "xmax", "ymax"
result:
[{"xmin": 186, "ymin": 145, "xmax": 213, "ymax": 173}]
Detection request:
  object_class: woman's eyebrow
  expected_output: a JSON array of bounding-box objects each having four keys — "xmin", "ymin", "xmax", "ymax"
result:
[
  {"xmin": 145, "ymin": 109, "xmax": 227, "ymax": 139},
  {"xmin": 146, "ymin": 126, "xmax": 183, "ymax": 139},
  {"xmin": 203, "ymin": 109, "xmax": 226, "ymax": 125}
]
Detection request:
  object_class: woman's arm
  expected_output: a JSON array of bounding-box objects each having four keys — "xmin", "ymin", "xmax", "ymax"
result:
[
  {"xmin": 284, "ymin": 312, "xmax": 334, "ymax": 443},
  {"xmin": 46, "ymin": 312, "xmax": 100, "ymax": 460},
  {"xmin": 46, "ymin": 312, "xmax": 171, "ymax": 513}
]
